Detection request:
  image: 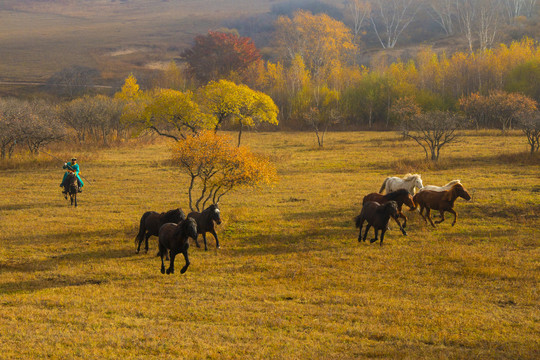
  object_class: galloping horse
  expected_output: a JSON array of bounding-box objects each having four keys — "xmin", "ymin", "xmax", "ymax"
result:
[
  {"xmin": 413, "ymin": 183, "xmax": 471, "ymax": 227},
  {"xmin": 135, "ymin": 208, "xmax": 186, "ymax": 254},
  {"xmin": 355, "ymin": 201, "xmax": 403, "ymax": 246},
  {"xmin": 187, "ymin": 204, "xmax": 222, "ymax": 251},
  {"xmin": 363, "ymin": 189, "xmax": 415, "ymax": 230},
  {"xmin": 419, "ymin": 179, "xmax": 461, "ymax": 192},
  {"xmin": 379, "ymin": 174, "xmax": 423, "ymax": 195},
  {"xmin": 63, "ymin": 172, "xmax": 78, "ymax": 207},
  {"xmin": 158, "ymin": 218, "xmax": 198, "ymax": 275}
]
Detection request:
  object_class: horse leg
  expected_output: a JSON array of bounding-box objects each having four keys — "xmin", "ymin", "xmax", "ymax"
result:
[
  {"xmin": 379, "ymin": 228, "xmax": 386, "ymax": 246},
  {"xmin": 393, "ymin": 217, "xmax": 407, "ymax": 236},
  {"xmin": 166, "ymin": 251, "xmax": 176, "ymax": 275},
  {"xmin": 362, "ymin": 224, "xmax": 371, "ymax": 242},
  {"xmin": 210, "ymin": 230, "xmax": 220, "ymax": 249},
  {"xmin": 180, "ymin": 248, "xmax": 190, "ymax": 274},
  {"xmin": 426, "ymin": 208, "xmax": 436, "ymax": 228},
  {"xmin": 370, "ymin": 229, "xmax": 379, "ymax": 243},
  {"xmin": 193, "ymin": 234, "xmax": 201, "ymax": 248},
  {"xmin": 448, "ymin": 209, "xmax": 458, "ymax": 226},
  {"xmin": 202, "ymin": 233, "xmax": 208, "ymax": 251},
  {"xmin": 399, "ymin": 211, "xmax": 407, "ymax": 228},
  {"xmin": 158, "ymin": 243, "xmax": 166, "ymax": 274},
  {"xmin": 74, "ymin": 193, "xmax": 77, "ymax": 207},
  {"xmin": 435, "ymin": 210, "xmax": 446, "ymax": 224},
  {"xmin": 144, "ymin": 233, "xmax": 151, "ymax": 253}
]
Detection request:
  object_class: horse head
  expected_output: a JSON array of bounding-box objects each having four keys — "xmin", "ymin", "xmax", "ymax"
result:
[
  {"xmin": 444, "ymin": 183, "xmax": 470, "ymax": 202},
  {"xmin": 455, "ymin": 184, "xmax": 471, "ymax": 201},
  {"xmin": 404, "ymin": 193, "xmax": 416, "ymax": 210},
  {"xmin": 209, "ymin": 204, "xmax": 222, "ymax": 225},
  {"xmin": 383, "ymin": 201, "xmax": 399, "ymax": 218},
  {"xmin": 413, "ymin": 175, "xmax": 423, "ymax": 191},
  {"xmin": 183, "ymin": 217, "xmax": 198, "ymax": 240}
]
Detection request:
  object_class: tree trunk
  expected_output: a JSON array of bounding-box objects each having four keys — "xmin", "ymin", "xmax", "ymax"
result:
[{"xmin": 237, "ymin": 123, "xmax": 243, "ymax": 147}]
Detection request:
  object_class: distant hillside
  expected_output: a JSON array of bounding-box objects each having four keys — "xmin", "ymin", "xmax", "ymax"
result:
[{"xmin": 1, "ymin": 0, "xmax": 539, "ymax": 97}]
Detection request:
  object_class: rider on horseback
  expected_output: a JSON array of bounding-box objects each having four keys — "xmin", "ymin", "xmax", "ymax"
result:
[{"xmin": 60, "ymin": 157, "xmax": 83, "ymax": 193}]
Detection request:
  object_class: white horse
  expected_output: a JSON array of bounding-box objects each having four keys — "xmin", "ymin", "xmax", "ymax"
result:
[
  {"xmin": 419, "ymin": 180, "xmax": 461, "ymax": 192},
  {"xmin": 379, "ymin": 174, "xmax": 423, "ymax": 195}
]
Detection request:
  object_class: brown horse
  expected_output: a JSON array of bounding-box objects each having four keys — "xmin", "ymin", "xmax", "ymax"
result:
[
  {"xmin": 363, "ymin": 189, "xmax": 415, "ymax": 231},
  {"xmin": 63, "ymin": 172, "xmax": 78, "ymax": 207},
  {"xmin": 158, "ymin": 218, "xmax": 198, "ymax": 275},
  {"xmin": 135, "ymin": 208, "xmax": 186, "ymax": 254},
  {"xmin": 413, "ymin": 183, "xmax": 471, "ymax": 227},
  {"xmin": 355, "ymin": 201, "xmax": 403, "ymax": 246},
  {"xmin": 188, "ymin": 204, "xmax": 222, "ymax": 251}
]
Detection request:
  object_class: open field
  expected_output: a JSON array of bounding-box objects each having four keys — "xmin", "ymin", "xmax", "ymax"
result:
[
  {"xmin": 0, "ymin": 0, "xmax": 276, "ymax": 86},
  {"xmin": 0, "ymin": 131, "xmax": 539, "ymax": 359}
]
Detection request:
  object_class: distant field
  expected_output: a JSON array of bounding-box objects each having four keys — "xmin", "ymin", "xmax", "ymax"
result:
[
  {"xmin": 0, "ymin": 0, "xmax": 278, "ymax": 85},
  {"xmin": 0, "ymin": 131, "xmax": 538, "ymax": 359}
]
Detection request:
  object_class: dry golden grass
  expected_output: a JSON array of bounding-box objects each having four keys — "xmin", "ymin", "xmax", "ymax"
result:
[
  {"xmin": 0, "ymin": 131, "xmax": 539, "ymax": 359},
  {"xmin": 0, "ymin": 0, "xmax": 274, "ymax": 84}
]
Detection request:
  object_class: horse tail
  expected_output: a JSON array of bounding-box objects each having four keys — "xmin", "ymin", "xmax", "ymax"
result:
[
  {"xmin": 354, "ymin": 214, "xmax": 364, "ymax": 228},
  {"xmin": 379, "ymin": 178, "xmax": 388, "ymax": 193},
  {"xmin": 135, "ymin": 212, "xmax": 149, "ymax": 245}
]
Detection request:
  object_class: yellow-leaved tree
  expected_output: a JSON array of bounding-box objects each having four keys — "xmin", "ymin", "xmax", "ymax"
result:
[
  {"xmin": 172, "ymin": 131, "xmax": 277, "ymax": 211},
  {"xmin": 142, "ymin": 89, "xmax": 214, "ymax": 141},
  {"xmin": 275, "ymin": 10, "xmax": 356, "ymax": 81},
  {"xmin": 197, "ymin": 79, "xmax": 278, "ymax": 145},
  {"xmin": 115, "ymin": 74, "xmax": 148, "ymax": 130}
]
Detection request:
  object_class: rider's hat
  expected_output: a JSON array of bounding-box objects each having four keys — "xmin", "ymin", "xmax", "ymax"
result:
[{"xmin": 71, "ymin": 157, "xmax": 77, "ymax": 161}]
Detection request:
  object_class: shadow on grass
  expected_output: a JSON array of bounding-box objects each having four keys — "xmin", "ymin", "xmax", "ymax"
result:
[
  {"xmin": 3, "ymin": 228, "xmax": 128, "ymax": 245},
  {"xmin": 0, "ymin": 202, "xmax": 67, "ymax": 211},
  {"xmin": 378, "ymin": 152, "xmax": 539, "ymax": 173},
  {"xmin": 0, "ymin": 248, "xmax": 134, "ymax": 274},
  {"xmin": 0, "ymin": 276, "xmax": 110, "ymax": 295}
]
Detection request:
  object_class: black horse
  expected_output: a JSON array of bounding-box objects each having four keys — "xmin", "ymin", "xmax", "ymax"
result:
[
  {"xmin": 158, "ymin": 218, "xmax": 198, "ymax": 275},
  {"xmin": 135, "ymin": 208, "xmax": 186, "ymax": 254},
  {"xmin": 355, "ymin": 201, "xmax": 402, "ymax": 246},
  {"xmin": 63, "ymin": 172, "xmax": 78, "ymax": 207},
  {"xmin": 187, "ymin": 204, "xmax": 222, "ymax": 251}
]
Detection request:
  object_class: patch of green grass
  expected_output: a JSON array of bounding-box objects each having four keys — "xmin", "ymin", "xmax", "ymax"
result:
[{"xmin": 0, "ymin": 131, "xmax": 539, "ymax": 359}]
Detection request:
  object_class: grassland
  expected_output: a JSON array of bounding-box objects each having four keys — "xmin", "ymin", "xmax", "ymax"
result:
[
  {"xmin": 0, "ymin": 131, "xmax": 539, "ymax": 359},
  {"xmin": 0, "ymin": 0, "xmax": 275, "ymax": 85}
]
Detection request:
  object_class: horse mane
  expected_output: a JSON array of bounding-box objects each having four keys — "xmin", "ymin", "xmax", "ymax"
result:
[
  {"xmin": 444, "ymin": 179, "xmax": 461, "ymax": 187},
  {"xmin": 384, "ymin": 189, "xmax": 409, "ymax": 201},
  {"xmin": 377, "ymin": 201, "xmax": 398, "ymax": 215},
  {"xmin": 443, "ymin": 184, "xmax": 462, "ymax": 201},
  {"xmin": 172, "ymin": 218, "xmax": 190, "ymax": 238},
  {"xmin": 161, "ymin": 208, "xmax": 183, "ymax": 223},
  {"xmin": 403, "ymin": 173, "xmax": 420, "ymax": 181}
]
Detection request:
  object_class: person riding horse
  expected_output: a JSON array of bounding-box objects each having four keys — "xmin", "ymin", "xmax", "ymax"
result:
[{"xmin": 60, "ymin": 157, "xmax": 83, "ymax": 193}]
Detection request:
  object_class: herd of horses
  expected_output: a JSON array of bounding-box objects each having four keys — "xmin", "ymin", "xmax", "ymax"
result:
[
  {"xmin": 356, "ymin": 174, "xmax": 471, "ymax": 246},
  {"xmin": 135, "ymin": 204, "xmax": 222, "ymax": 275},
  {"xmin": 133, "ymin": 174, "xmax": 471, "ymax": 275}
]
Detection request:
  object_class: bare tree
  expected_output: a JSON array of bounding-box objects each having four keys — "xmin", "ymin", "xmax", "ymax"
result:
[
  {"xmin": 46, "ymin": 65, "xmax": 101, "ymax": 99},
  {"xmin": 477, "ymin": 0, "xmax": 500, "ymax": 51},
  {"xmin": 370, "ymin": 0, "xmax": 421, "ymax": 49},
  {"xmin": 0, "ymin": 98, "xmax": 23, "ymax": 159},
  {"xmin": 523, "ymin": 0, "xmax": 538, "ymax": 17},
  {"xmin": 404, "ymin": 111, "xmax": 465, "ymax": 161},
  {"xmin": 428, "ymin": 0, "xmax": 456, "ymax": 35},
  {"xmin": 457, "ymin": 0, "xmax": 502, "ymax": 52},
  {"xmin": 503, "ymin": 0, "xmax": 538, "ymax": 19},
  {"xmin": 22, "ymin": 101, "xmax": 65, "ymax": 155},
  {"xmin": 345, "ymin": 0, "xmax": 371, "ymax": 41},
  {"xmin": 519, "ymin": 113, "xmax": 540, "ymax": 153}
]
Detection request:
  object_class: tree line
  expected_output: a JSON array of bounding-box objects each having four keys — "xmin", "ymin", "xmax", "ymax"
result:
[{"xmin": 3, "ymin": 8, "xmax": 540, "ymax": 159}]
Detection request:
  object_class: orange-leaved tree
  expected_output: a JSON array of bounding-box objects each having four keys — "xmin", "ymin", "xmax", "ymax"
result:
[{"xmin": 172, "ymin": 131, "xmax": 277, "ymax": 211}]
